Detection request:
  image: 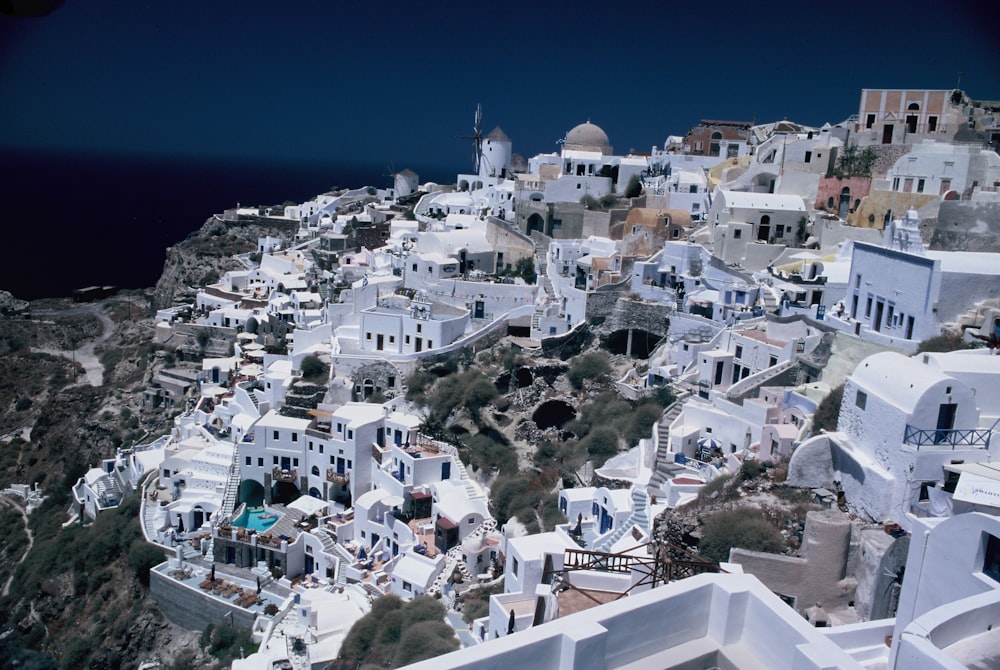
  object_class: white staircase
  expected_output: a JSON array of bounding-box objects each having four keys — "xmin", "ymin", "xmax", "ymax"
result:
[
  {"xmin": 647, "ymin": 392, "xmax": 690, "ymax": 496},
  {"xmin": 593, "ymin": 487, "xmax": 651, "ymax": 553}
]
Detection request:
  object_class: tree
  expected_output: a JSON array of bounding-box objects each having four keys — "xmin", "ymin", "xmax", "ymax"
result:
[
  {"xmin": 624, "ymin": 173, "xmax": 643, "ymax": 198},
  {"xmin": 300, "ymin": 354, "xmax": 329, "ymax": 381},
  {"xmin": 512, "ymin": 256, "xmax": 537, "ymax": 284}
]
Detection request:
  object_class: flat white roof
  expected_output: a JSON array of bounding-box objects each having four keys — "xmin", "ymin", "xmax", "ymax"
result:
[
  {"xmin": 258, "ymin": 410, "xmax": 311, "ymax": 430},
  {"xmin": 721, "ymin": 190, "xmax": 806, "ymax": 211},
  {"xmin": 926, "ymin": 250, "xmax": 1000, "ymax": 275},
  {"xmin": 392, "ymin": 552, "xmax": 442, "ymax": 587}
]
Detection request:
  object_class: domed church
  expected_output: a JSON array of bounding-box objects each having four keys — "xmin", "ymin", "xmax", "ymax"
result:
[{"xmin": 563, "ymin": 121, "xmax": 613, "ymax": 155}]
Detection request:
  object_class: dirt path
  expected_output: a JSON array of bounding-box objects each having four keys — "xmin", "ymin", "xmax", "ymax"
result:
[
  {"xmin": 0, "ymin": 495, "xmax": 34, "ymax": 597},
  {"xmin": 30, "ymin": 302, "xmax": 116, "ymax": 387}
]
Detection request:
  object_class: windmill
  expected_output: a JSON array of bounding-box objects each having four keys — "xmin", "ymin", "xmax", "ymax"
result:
[{"xmin": 457, "ymin": 103, "xmax": 485, "ymax": 174}]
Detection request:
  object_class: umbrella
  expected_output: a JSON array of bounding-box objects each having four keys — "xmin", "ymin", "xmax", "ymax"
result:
[
  {"xmin": 240, "ymin": 364, "xmax": 263, "ymax": 377},
  {"xmin": 237, "ymin": 332, "xmax": 257, "ymax": 341},
  {"xmin": 201, "ymin": 386, "xmax": 227, "ymax": 397},
  {"xmin": 243, "ymin": 342, "xmax": 265, "ymax": 351},
  {"xmin": 789, "ymin": 251, "xmax": 820, "ymax": 260},
  {"xmin": 245, "ymin": 350, "xmax": 265, "ymax": 359},
  {"xmin": 357, "ymin": 546, "xmax": 367, "ymax": 561}
]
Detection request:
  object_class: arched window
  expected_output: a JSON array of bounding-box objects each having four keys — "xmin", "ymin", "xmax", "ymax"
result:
[
  {"xmin": 311, "ymin": 465, "xmax": 320, "ymax": 477},
  {"xmin": 709, "ymin": 131, "xmax": 723, "ymax": 157},
  {"xmin": 907, "ymin": 102, "xmax": 920, "ymax": 111}
]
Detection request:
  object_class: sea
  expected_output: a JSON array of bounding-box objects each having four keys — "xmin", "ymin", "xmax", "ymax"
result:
[{"xmin": 1, "ymin": 148, "xmax": 451, "ymax": 301}]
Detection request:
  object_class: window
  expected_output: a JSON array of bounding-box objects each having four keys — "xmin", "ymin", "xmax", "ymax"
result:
[
  {"xmin": 389, "ymin": 335, "xmax": 395, "ymax": 343},
  {"xmin": 366, "ymin": 332, "xmax": 372, "ymax": 340},
  {"xmin": 403, "ymin": 581, "xmax": 412, "ymax": 592},
  {"xmin": 245, "ymin": 456, "xmax": 252, "ymax": 466},
  {"xmin": 866, "ymin": 113, "xmax": 876, "ymax": 129},
  {"xmin": 273, "ymin": 430, "xmax": 279, "ymax": 440},
  {"xmin": 291, "ymin": 433, "xmax": 298, "ymax": 443},
  {"xmin": 855, "ymin": 390, "xmax": 867, "ymax": 410},
  {"xmin": 273, "ymin": 456, "xmax": 279, "ymax": 465},
  {"xmin": 308, "ymin": 441, "xmax": 313, "ymax": 451},
  {"xmin": 735, "ymin": 345, "xmax": 743, "ymax": 359},
  {"xmin": 917, "ymin": 179, "xmax": 925, "ymax": 193},
  {"xmin": 733, "ymin": 229, "xmax": 742, "ymax": 239},
  {"xmin": 428, "ymin": 340, "xmax": 433, "ymax": 348},
  {"xmin": 769, "ymin": 355, "xmax": 778, "ymax": 367},
  {"xmin": 512, "ymin": 558, "xmax": 519, "ymax": 577},
  {"xmin": 311, "ymin": 465, "xmax": 319, "ymax": 476},
  {"xmin": 347, "ymin": 430, "xmax": 353, "ymax": 439},
  {"xmin": 804, "ymin": 150, "xmax": 812, "ymax": 163},
  {"xmin": 928, "ymin": 116, "xmax": 938, "ymax": 132},
  {"xmin": 984, "ymin": 534, "xmax": 1000, "ymax": 582},
  {"xmin": 258, "ymin": 458, "xmax": 263, "ymax": 467},
  {"xmin": 417, "ymin": 324, "xmax": 422, "ymax": 333},
  {"xmin": 411, "ymin": 263, "xmax": 417, "ymax": 272},
  {"xmin": 293, "ymin": 458, "xmax": 299, "ymax": 467},
  {"xmin": 319, "ymin": 445, "xmax": 324, "ymax": 454},
  {"xmin": 865, "ymin": 296, "xmax": 873, "ymax": 318},
  {"xmin": 776, "ymin": 224, "xmax": 785, "ymax": 238}
]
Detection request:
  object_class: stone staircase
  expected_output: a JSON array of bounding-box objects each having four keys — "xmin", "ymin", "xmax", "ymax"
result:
[{"xmin": 593, "ymin": 487, "xmax": 650, "ymax": 553}]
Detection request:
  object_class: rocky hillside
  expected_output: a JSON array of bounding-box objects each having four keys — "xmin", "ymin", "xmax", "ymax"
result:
[
  {"xmin": 0, "ymin": 212, "xmax": 297, "ymax": 668},
  {"xmin": 152, "ymin": 215, "xmax": 298, "ymax": 310}
]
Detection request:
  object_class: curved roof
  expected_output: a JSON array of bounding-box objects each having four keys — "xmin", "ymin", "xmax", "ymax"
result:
[
  {"xmin": 849, "ymin": 351, "xmax": 951, "ymax": 413},
  {"xmin": 565, "ymin": 121, "xmax": 612, "ymax": 153}
]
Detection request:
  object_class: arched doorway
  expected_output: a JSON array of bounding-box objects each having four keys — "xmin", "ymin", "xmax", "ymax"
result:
[
  {"xmin": 527, "ymin": 213, "xmax": 544, "ymax": 235},
  {"xmin": 238, "ymin": 479, "xmax": 265, "ymax": 510},
  {"xmin": 271, "ymin": 480, "xmax": 300, "ymax": 505},
  {"xmin": 758, "ymin": 215, "xmax": 771, "ymax": 241},
  {"xmin": 838, "ymin": 187, "xmax": 851, "ymax": 219},
  {"xmin": 192, "ymin": 505, "xmax": 205, "ymax": 529}
]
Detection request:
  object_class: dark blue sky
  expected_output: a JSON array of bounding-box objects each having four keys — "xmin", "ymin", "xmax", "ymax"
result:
[{"xmin": 2, "ymin": 1, "xmax": 999, "ymax": 174}]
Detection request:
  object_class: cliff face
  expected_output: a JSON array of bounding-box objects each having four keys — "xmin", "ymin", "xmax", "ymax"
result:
[{"xmin": 152, "ymin": 217, "xmax": 253, "ymax": 310}]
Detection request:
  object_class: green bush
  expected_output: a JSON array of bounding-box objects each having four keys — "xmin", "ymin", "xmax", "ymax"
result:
[
  {"xmin": 567, "ymin": 352, "xmax": 610, "ymax": 389},
  {"xmin": 300, "ymin": 354, "xmax": 329, "ymax": 382},
  {"xmin": 624, "ymin": 174, "xmax": 643, "ymax": 198},
  {"xmin": 811, "ymin": 383, "xmax": 844, "ymax": 435},
  {"xmin": 128, "ymin": 541, "xmax": 165, "ymax": 587},
  {"xmin": 698, "ymin": 508, "xmax": 784, "ymax": 563}
]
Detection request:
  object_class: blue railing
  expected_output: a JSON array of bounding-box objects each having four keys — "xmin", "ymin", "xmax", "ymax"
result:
[{"xmin": 903, "ymin": 425, "xmax": 992, "ymax": 450}]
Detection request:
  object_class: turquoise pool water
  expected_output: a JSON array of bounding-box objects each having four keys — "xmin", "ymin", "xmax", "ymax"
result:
[{"xmin": 234, "ymin": 508, "xmax": 281, "ymax": 532}]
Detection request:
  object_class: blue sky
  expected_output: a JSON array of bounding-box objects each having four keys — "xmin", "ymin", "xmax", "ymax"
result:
[{"xmin": 2, "ymin": 0, "xmax": 998, "ymax": 172}]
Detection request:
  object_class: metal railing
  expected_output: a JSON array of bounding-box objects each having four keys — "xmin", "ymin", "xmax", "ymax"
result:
[{"xmin": 903, "ymin": 425, "xmax": 991, "ymax": 450}]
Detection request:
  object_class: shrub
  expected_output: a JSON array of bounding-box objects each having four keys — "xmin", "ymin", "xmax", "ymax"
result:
[
  {"xmin": 582, "ymin": 426, "xmax": 619, "ymax": 466},
  {"xmin": 811, "ymin": 383, "xmax": 844, "ymax": 435},
  {"xmin": 916, "ymin": 333, "xmax": 970, "ymax": 353},
  {"xmin": 698, "ymin": 508, "xmax": 784, "ymax": 563},
  {"xmin": 624, "ymin": 173, "xmax": 643, "ymax": 198},
  {"xmin": 300, "ymin": 354, "xmax": 329, "ymax": 382},
  {"xmin": 392, "ymin": 621, "xmax": 459, "ymax": 667},
  {"xmin": 567, "ymin": 352, "xmax": 610, "ymax": 389},
  {"xmin": 128, "ymin": 541, "xmax": 165, "ymax": 587}
]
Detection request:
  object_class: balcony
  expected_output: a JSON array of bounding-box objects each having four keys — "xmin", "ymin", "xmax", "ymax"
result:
[
  {"xmin": 903, "ymin": 425, "xmax": 992, "ymax": 450},
  {"xmin": 272, "ymin": 467, "xmax": 298, "ymax": 482},
  {"xmin": 326, "ymin": 469, "xmax": 349, "ymax": 486}
]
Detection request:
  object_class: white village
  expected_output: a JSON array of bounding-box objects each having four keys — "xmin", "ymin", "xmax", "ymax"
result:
[{"xmin": 56, "ymin": 89, "xmax": 1000, "ymax": 669}]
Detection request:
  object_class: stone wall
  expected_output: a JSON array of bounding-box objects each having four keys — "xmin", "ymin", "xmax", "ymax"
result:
[
  {"xmin": 150, "ymin": 568, "xmax": 257, "ymax": 632},
  {"xmin": 603, "ymin": 297, "xmax": 673, "ymax": 339},
  {"xmin": 929, "ymin": 200, "xmax": 1000, "ymax": 252}
]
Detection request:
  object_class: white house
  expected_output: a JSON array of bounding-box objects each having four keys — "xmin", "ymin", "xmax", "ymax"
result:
[{"xmin": 789, "ymin": 349, "xmax": 1000, "ymax": 530}]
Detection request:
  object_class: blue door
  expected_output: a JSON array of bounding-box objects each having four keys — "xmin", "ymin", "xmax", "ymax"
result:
[{"xmin": 441, "ymin": 461, "xmax": 451, "ymax": 480}]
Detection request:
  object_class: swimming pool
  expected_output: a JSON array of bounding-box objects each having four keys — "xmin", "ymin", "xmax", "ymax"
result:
[{"xmin": 234, "ymin": 508, "xmax": 281, "ymax": 532}]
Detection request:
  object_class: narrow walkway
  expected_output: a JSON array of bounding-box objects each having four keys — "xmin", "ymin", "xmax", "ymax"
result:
[
  {"xmin": 30, "ymin": 302, "xmax": 116, "ymax": 387},
  {"xmin": 0, "ymin": 495, "xmax": 34, "ymax": 597}
]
